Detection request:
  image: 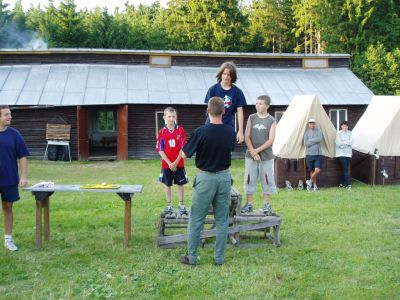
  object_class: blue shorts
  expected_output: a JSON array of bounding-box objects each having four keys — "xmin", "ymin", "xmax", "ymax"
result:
[
  {"xmin": 0, "ymin": 185, "xmax": 20, "ymax": 202},
  {"xmin": 306, "ymin": 155, "xmax": 322, "ymax": 172},
  {"xmin": 159, "ymin": 168, "xmax": 188, "ymax": 187}
]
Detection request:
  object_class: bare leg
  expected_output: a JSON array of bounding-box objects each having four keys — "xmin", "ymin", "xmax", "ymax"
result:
[
  {"xmin": 164, "ymin": 186, "xmax": 172, "ymax": 205},
  {"xmin": 311, "ymin": 168, "xmax": 321, "ymax": 184},
  {"xmin": 2, "ymin": 201, "xmax": 13, "ymax": 235},
  {"xmin": 246, "ymin": 194, "xmax": 254, "ymax": 205},
  {"xmin": 177, "ymin": 185, "xmax": 184, "ymax": 203},
  {"xmin": 263, "ymin": 193, "xmax": 270, "ymax": 205}
]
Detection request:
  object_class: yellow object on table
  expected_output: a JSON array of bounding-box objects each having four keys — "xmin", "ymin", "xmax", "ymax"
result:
[{"xmin": 80, "ymin": 183, "xmax": 121, "ymax": 189}]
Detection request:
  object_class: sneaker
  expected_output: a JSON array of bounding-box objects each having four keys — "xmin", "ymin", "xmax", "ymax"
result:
[
  {"xmin": 312, "ymin": 184, "xmax": 318, "ymax": 192},
  {"xmin": 263, "ymin": 203, "xmax": 273, "ymax": 215},
  {"xmin": 297, "ymin": 180, "xmax": 304, "ymax": 190},
  {"xmin": 178, "ymin": 203, "xmax": 188, "ymax": 216},
  {"xmin": 164, "ymin": 205, "xmax": 174, "ymax": 216},
  {"xmin": 240, "ymin": 203, "xmax": 253, "ymax": 213},
  {"xmin": 347, "ymin": 185, "xmax": 352, "ymax": 191},
  {"xmin": 306, "ymin": 180, "xmax": 313, "ymax": 191},
  {"xmin": 338, "ymin": 184, "xmax": 344, "ymax": 188},
  {"xmin": 285, "ymin": 180, "xmax": 293, "ymax": 191},
  {"xmin": 4, "ymin": 239, "xmax": 18, "ymax": 251}
]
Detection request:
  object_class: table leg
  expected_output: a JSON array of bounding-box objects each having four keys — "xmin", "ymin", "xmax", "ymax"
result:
[
  {"xmin": 36, "ymin": 200, "xmax": 43, "ymax": 248},
  {"xmin": 43, "ymin": 197, "xmax": 50, "ymax": 241},
  {"xmin": 273, "ymin": 225, "xmax": 281, "ymax": 246},
  {"xmin": 124, "ymin": 200, "xmax": 132, "ymax": 248}
]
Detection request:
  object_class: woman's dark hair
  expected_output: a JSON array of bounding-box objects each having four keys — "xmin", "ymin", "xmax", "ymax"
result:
[{"xmin": 340, "ymin": 120, "xmax": 349, "ymax": 127}]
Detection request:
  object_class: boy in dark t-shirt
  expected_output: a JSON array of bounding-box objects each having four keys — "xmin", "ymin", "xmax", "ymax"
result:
[{"xmin": 204, "ymin": 61, "xmax": 247, "ymax": 143}]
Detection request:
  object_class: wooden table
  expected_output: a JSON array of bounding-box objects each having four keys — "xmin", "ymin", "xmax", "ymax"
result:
[{"xmin": 23, "ymin": 184, "xmax": 143, "ymax": 248}]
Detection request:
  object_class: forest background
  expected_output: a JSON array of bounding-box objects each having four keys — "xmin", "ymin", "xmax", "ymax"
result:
[{"xmin": 0, "ymin": 0, "xmax": 399, "ymax": 95}]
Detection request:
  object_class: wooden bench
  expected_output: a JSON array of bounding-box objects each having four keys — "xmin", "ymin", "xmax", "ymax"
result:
[
  {"xmin": 23, "ymin": 184, "xmax": 143, "ymax": 248},
  {"xmin": 156, "ymin": 188, "xmax": 281, "ymax": 247}
]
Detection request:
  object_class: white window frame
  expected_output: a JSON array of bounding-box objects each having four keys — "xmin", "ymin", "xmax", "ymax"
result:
[{"xmin": 329, "ymin": 109, "xmax": 348, "ymax": 130}]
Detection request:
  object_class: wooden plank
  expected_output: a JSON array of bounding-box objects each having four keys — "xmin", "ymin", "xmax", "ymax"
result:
[
  {"xmin": 24, "ymin": 184, "xmax": 143, "ymax": 194},
  {"xmin": 157, "ymin": 220, "xmax": 280, "ymax": 246},
  {"xmin": 46, "ymin": 124, "xmax": 71, "ymax": 140}
]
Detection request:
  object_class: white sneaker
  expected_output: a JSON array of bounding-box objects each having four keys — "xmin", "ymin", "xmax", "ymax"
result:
[
  {"xmin": 5, "ymin": 239, "xmax": 18, "ymax": 251},
  {"xmin": 306, "ymin": 180, "xmax": 313, "ymax": 191}
]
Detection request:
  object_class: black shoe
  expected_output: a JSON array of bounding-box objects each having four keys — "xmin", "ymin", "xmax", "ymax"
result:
[{"xmin": 180, "ymin": 255, "xmax": 195, "ymax": 266}]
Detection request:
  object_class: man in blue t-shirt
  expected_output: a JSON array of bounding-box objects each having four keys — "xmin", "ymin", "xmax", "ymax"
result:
[
  {"xmin": 180, "ymin": 97, "xmax": 236, "ymax": 266},
  {"xmin": 0, "ymin": 105, "xmax": 29, "ymax": 251},
  {"xmin": 204, "ymin": 61, "xmax": 247, "ymax": 143}
]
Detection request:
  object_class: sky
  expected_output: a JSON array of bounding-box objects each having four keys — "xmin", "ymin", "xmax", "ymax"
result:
[{"xmin": 3, "ymin": 0, "xmax": 169, "ymax": 11}]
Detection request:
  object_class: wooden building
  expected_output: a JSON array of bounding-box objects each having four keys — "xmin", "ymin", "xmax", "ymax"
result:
[{"xmin": 0, "ymin": 49, "xmax": 373, "ymax": 161}]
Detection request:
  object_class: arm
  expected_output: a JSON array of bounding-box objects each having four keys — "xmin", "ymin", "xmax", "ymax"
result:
[
  {"xmin": 236, "ymin": 107, "xmax": 244, "ymax": 143},
  {"xmin": 171, "ymin": 127, "xmax": 187, "ymax": 167},
  {"xmin": 19, "ymin": 156, "xmax": 28, "ymax": 187},
  {"xmin": 248, "ymin": 122, "xmax": 276, "ymax": 159},
  {"xmin": 254, "ymin": 121, "xmax": 276, "ymax": 153},
  {"xmin": 245, "ymin": 116, "xmax": 256, "ymax": 157}
]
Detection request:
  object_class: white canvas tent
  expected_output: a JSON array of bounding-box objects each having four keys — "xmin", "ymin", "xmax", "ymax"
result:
[
  {"xmin": 273, "ymin": 95, "xmax": 337, "ymax": 159},
  {"xmin": 352, "ymin": 96, "xmax": 400, "ymax": 156}
]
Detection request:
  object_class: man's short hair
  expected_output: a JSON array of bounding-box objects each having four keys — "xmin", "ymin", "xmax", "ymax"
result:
[
  {"xmin": 216, "ymin": 61, "xmax": 238, "ymax": 83},
  {"xmin": 257, "ymin": 95, "xmax": 271, "ymax": 106},
  {"xmin": 207, "ymin": 97, "xmax": 224, "ymax": 117},
  {"xmin": 0, "ymin": 105, "xmax": 9, "ymax": 117},
  {"xmin": 163, "ymin": 106, "xmax": 176, "ymax": 115}
]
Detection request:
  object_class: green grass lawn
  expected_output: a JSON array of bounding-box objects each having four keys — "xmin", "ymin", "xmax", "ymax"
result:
[{"xmin": 1, "ymin": 159, "xmax": 399, "ymax": 299}]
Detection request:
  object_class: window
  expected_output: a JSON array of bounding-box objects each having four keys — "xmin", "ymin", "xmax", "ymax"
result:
[
  {"xmin": 275, "ymin": 111, "xmax": 284, "ymax": 123},
  {"xmin": 330, "ymin": 109, "xmax": 347, "ymax": 130},
  {"xmin": 98, "ymin": 111, "xmax": 115, "ymax": 132},
  {"xmin": 155, "ymin": 111, "xmax": 165, "ymax": 137}
]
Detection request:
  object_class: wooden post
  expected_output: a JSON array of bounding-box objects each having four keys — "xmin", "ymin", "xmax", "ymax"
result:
[
  {"xmin": 43, "ymin": 197, "xmax": 50, "ymax": 241},
  {"xmin": 77, "ymin": 106, "xmax": 89, "ymax": 160},
  {"xmin": 124, "ymin": 200, "xmax": 132, "ymax": 247},
  {"xmin": 117, "ymin": 104, "xmax": 128, "ymax": 160},
  {"xmin": 36, "ymin": 200, "xmax": 43, "ymax": 249}
]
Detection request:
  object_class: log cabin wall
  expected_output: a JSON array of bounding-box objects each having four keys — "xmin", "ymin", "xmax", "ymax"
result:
[
  {"xmin": 9, "ymin": 104, "xmax": 367, "ymax": 161},
  {"xmin": 0, "ymin": 51, "xmax": 349, "ymax": 69},
  {"xmin": 275, "ymin": 157, "xmax": 342, "ymax": 188},
  {"xmin": 127, "ymin": 104, "xmax": 247, "ymax": 159},
  {"xmin": 10, "ymin": 107, "xmax": 78, "ymax": 159}
]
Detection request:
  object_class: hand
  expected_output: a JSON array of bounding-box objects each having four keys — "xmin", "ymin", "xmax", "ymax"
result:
[
  {"xmin": 249, "ymin": 149, "xmax": 258, "ymax": 157},
  {"xmin": 19, "ymin": 176, "xmax": 28, "ymax": 187},
  {"xmin": 253, "ymin": 154, "xmax": 261, "ymax": 161},
  {"xmin": 236, "ymin": 131, "xmax": 244, "ymax": 144},
  {"xmin": 169, "ymin": 162, "xmax": 177, "ymax": 172}
]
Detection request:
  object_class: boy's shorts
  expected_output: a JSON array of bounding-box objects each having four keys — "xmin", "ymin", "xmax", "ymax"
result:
[
  {"xmin": 159, "ymin": 168, "xmax": 188, "ymax": 187},
  {"xmin": 0, "ymin": 185, "xmax": 20, "ymax": 202},
  {"xmin": 306, "ymin": 155, "xmax": 322, "ymax": 172},
  {"xmin": 244, "ymin": 157, "xmax": 277, "ymax": 195}
]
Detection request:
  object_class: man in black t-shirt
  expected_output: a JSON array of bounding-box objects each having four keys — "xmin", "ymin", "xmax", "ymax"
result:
[{"xmin": 180, "ymin": 97, "xmax": 236, "ymax": 266}]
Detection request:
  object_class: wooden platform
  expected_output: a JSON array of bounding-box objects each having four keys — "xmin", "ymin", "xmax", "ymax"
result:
[{"xmin": 156, "ymin": 188, "xmax": 281, "ymax": 248}]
